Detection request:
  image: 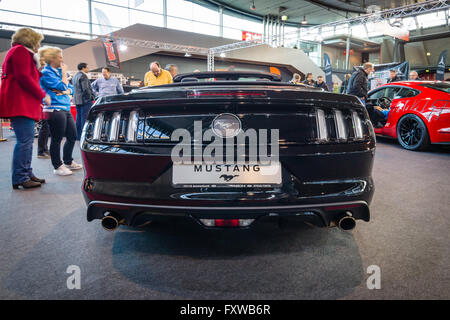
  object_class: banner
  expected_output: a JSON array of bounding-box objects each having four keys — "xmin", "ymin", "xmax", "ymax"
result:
[
  {"xmin": 102, "ymin": 38, "xmax": 121, "ymax": 69},
  {"xmin": 323, "ymin": 53, "xmax": 333, "ymax": 91},
  {"xmin": 357, "ymin": 62, "xmax": 409, "ymax": 90},
  {"xmin": 436, "ymin": 50, "xmax": 447, "ymax": 81},
  {"xmin": 242, "ymin": 31, "xmax": 262, "ymax": 41}
]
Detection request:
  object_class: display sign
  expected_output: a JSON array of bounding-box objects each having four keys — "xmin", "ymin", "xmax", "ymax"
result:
[
  {"xmin": 436, "ymin": 50, "xmax": 447, "ymax": 81},
  {"xmin": 102, "ymin": 37, "xmax": 121, "ymax": 69},
  {"xmin": 242, "ymin": 31, "xmax": 262, "ymax": 41},
  {"xmin": 357, "ymin": 62, "xmax": 409, "ymax": 90},
  {"xmin": 323, "ymin": 53, "xmax": 333, "ymax": 91}
]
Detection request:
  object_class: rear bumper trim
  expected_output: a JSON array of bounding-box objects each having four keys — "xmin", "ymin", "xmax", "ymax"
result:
[{"xmin": 88, "ymin": 199, "xmax": 368, "ymax": 212}]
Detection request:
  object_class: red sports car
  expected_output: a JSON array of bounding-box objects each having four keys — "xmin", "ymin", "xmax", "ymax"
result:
[{"xmin": 366, "ymin": 81, "xmax": 450, "ymax": 150}]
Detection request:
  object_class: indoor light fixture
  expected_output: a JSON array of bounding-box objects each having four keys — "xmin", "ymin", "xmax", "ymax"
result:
[
  {"xmin": 220, "ymin": 52, "xmax": 226, "ymax": 58},
  {"xmin": 301, "ymin": 16, "xmax": 307, "ymax": 25},
  {"xmin": 184, "ymin": 52, "xmax": 192, "ymax": 57},
  {"xmin": 119, "ymin": 44, "xmax": 127, "ymax": 52},
  {"xmin": 250, "ymin": 0, "xmax": 255, "ymax": 10},
  {"xmin": 281, "ymin": 15, "xmax": 288, "ymax": 21}
]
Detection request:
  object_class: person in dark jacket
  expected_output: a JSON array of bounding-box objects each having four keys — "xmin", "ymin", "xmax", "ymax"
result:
[
  {"xmin": 314, "ymin": 75, "xmax": 329, "ymax": 91},
  {"xmin": 72, "ymin": 62, "xmax": 94, "ymax": 140},
  {"xmin": 387, "ymin": 69, "xmax": 400, "ymax": 83},
  {"xmin": 340, "ymin": 73, "xmax": 351, "ymax": 94},
  {"xmin": 0, "ymin": 28, "xmax": 50, "ymax": 189},
  {"xmin": 347, "ymin": 62, "xmax": 374, "ymax": 103}
]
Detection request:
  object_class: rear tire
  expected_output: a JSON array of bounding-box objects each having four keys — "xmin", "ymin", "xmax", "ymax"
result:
[{"xmin": 396, "ymin": 114, "xmax": 430, "ymax": 151}]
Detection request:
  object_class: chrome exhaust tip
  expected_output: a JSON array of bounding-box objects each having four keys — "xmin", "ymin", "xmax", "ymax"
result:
[
  {"xmin": 101, "ymin": 213, "xmax": 124, "ymax": 232},
  {"xmin": 337, "ymin": 213, "xmax": 356, "ymax": 231}
]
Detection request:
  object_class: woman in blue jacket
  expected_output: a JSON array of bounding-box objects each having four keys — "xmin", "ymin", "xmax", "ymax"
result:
[{"xmin": 39, "ymin": 46, "xmax": 82, "ymax": 176}]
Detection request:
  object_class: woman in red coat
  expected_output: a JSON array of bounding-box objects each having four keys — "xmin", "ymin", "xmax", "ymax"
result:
[{"xmin": 0, "ymin": 28, "xmax": 50, "ymax": 189}]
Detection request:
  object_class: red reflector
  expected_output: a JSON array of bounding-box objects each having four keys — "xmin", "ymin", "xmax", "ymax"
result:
[
  {"xmin": 188, "ymin": 91, "xmax": 266, "ymax": 97},
  {"xmin": 325, "ymin": 204, "xmax": 361, "ymax": 211},
  {"xmin": 214, "ymin": 219, "xmax": 240, "ymax": 227}
]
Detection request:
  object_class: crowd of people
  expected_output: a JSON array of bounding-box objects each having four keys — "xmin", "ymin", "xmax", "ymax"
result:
[
  {"xmin": 290, "ymin": 67, "xmax": 423, "ymax": 96},
  {"xmin": 290, "ymin": 72, "xmax": 330, "ymax": 91},
  {"xmin": 0, "ymin": 27, "xmax": 183, "ymax": 190}
]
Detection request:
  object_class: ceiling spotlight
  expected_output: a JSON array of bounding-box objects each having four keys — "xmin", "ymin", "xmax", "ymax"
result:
[
  {"xmin": 119, "ymin": 44, "xmax": 127, "ymax": 52},
  {"xmin": 426, "ymin": 52, "xmax": 431, "ymax": 56},
  {"xmin": 281, "ymin": 15, "xmax": 288, "ymax": 21},
  {"xmin": 250, "ymin": 0, "xmax": 255, "ymax": 10},
  {"xmin": 301, "ymin": 16, "xmax": 307, "ymax": 25},
  {"xmin": 220, "ymin": 52, "xmax": 226, "ymax": 58},
  {"xmin": 184, "ymin": 52, "xmax": 192, "ymax": 57}
]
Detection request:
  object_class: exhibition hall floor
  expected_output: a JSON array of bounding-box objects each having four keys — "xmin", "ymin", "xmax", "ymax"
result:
[{"xmin": 0, "ymin": 131, "xmax": 449, "ymax": 299}]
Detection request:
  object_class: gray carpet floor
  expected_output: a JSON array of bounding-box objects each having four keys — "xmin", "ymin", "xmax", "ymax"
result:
[{"xmin": 0, "ymin": 129, "xmax": 449, "ymax": 300}]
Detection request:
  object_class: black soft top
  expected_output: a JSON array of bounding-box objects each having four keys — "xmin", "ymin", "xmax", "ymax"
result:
[{"xmin": 172, "ymin": 71, "xmax": 282, "ymax": 82}]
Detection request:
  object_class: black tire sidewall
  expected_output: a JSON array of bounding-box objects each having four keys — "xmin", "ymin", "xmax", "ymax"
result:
[{"xmin": 396, "ymin": 114, "xmax": 429, "ymax": 151}]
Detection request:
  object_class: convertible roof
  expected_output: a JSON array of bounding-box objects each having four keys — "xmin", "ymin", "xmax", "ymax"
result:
[{"xmin": 173, "ymin": 71, "xmax": 282, "ymax": 82}]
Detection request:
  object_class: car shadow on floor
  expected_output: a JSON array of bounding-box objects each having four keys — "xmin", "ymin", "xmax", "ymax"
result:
[
  {"xmin": 376, "ymin": 135, "xmax": 450, "ymax": 154},
  {"xmin": 110, "ymin": 218, "xmax": 365, "ymax": 299},
  {"xmin": 0, "ymin": 209, "xmax": 365, "ymax": 300}
]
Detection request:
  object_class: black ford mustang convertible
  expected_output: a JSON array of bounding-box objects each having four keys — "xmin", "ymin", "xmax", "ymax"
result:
[{"xmin": 80, "ymin": 71, "xmax": 375, "ymax": 231}]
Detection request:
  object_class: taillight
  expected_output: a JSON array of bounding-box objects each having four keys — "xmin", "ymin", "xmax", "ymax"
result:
[
  {"xmin": 316, "ymin": 109, "xmax": 328, "ymax": 141},
  {"xmin": 80, "ymin": 121, "xmax": 89, "ymax": 144},
  {"xmin": 188, "ymin": 91, "xmax": 266, "ymax": 98},
  {"xmin": 126, "ymin": 111, "xmax": 138, "ymax": 143},
  {"xmin": 92, "ymin": 112, "xmax": 104, "ymax": 141},
  {"xmin": 108, "ymin": 112, "xmax": 121, "ymax": 142},
  {"xmin": 199, "ymin": 219, "xmax": 255, "ymax": 227},
  {"xmin": 352, "ymin": 110, "xmax": 364, "ymax": 139},
  {"xmin": 334, "ymin": 109, "xmax": 347, "ymax": 140},
  {"xmin": 316, "ymin": 108, "xmax": 366, "ymax": 142}
]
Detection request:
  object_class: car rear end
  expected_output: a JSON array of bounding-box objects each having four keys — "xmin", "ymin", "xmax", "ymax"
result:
[{"xmin": 80, "ymin": 83, "xmax": 375, "ymax": 231}]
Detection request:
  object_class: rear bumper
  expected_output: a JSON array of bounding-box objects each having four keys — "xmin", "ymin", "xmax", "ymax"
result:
[{"xmin": 85, "ymin": 196, "xmax": 371, "ymax": 229}]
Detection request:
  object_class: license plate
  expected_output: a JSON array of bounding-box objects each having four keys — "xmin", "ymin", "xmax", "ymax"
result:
[{"xmin": 172, "ymin": 162, "xmax": 282, "ymax": 187}]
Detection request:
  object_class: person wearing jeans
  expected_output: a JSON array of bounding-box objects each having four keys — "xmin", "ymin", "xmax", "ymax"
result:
[
  {"xmin": 39, "ymin": 46, "xmax": 82, "ymax": 176},
  {"xmin": 37, "ymin": 119, "xmax": 50, "ymax": 158},
  {"xmin": 10, "ymin": 117, "xmax": 37, "ymax": 186},
  {"xmin": 75, "ymin": 102, "xmax": 91, "ymax": 140},
  {"xmin": 72, "ymin": 62, "xmax": 94, "ymax": 140},
  {"xmin": 0, "ymin": 28, "xmax": 49, "ymax": 189}
]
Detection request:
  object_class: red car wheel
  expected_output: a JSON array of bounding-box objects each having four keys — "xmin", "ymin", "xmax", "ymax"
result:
[{"xmin": 396, "ymin": 114, "xmax": 430, "ymax": 151}]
